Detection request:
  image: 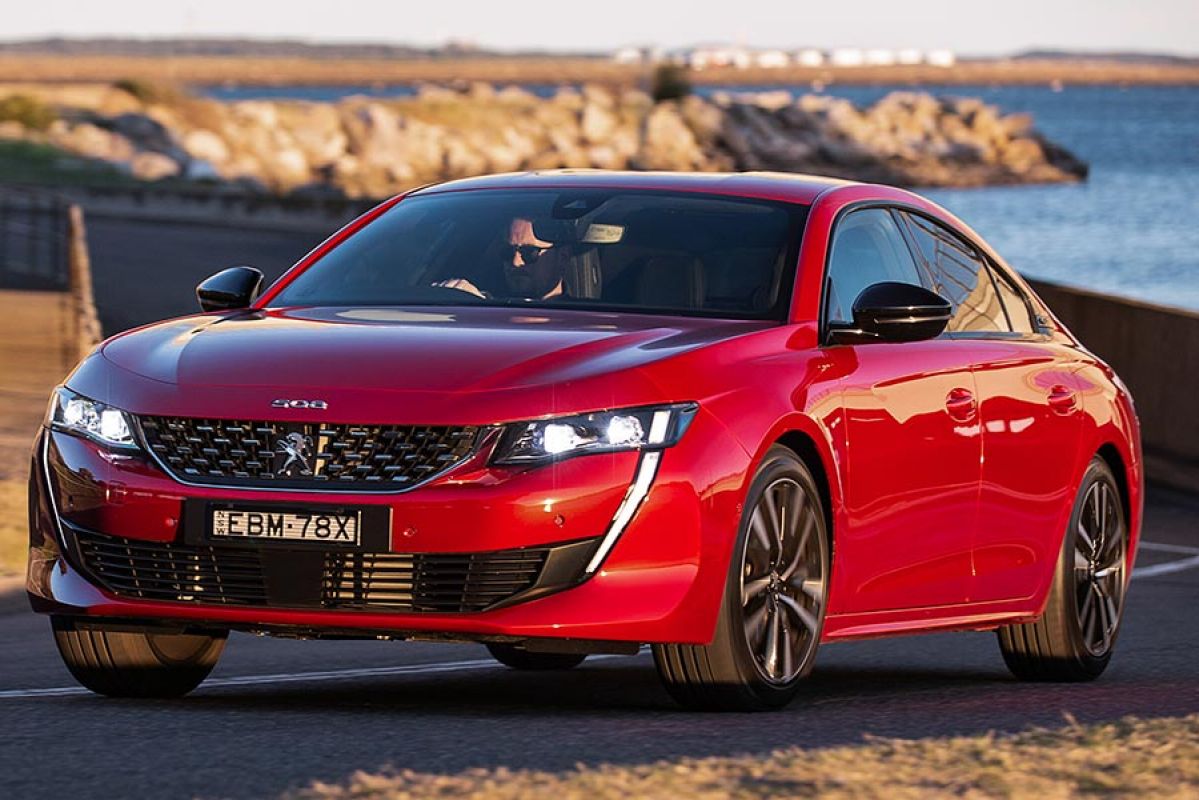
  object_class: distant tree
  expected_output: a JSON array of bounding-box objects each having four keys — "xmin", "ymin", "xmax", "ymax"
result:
[{"xmin": 651, "ymin": 64, "xmax": 692, "ymax": 103}]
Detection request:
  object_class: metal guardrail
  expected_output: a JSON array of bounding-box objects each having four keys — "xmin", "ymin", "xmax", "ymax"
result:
[{"xmin": 0, "ymin": 186, "xmax": 70, "ymax": 291}]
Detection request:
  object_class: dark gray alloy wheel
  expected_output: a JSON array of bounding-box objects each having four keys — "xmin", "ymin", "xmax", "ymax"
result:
[
  {"xmin": 52, "ymin": 617, "xmax": 227, "ymax": 698},
  {"xmin": 1074, "ymin": 477, "xmax": 1129, "ymax": 657},
  {"xmin": 486, "ymin": 643, "xmax": 587, "ymax": 670},
  {"xmin": 998, "ymin": 457, "xmax": 1129, "ymax": 681},
  {"xmin": 654, "ymin": 446, "xmax": 829, "ymax": 711},
  {"xmin": 740, "ymin": 474, "xmax": 826, "ymax": 685}
]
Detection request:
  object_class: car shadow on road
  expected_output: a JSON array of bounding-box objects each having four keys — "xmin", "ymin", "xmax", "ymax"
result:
[{"xmin": 156, "ymin": 658, "xmax": 1017, "ymax": 717}]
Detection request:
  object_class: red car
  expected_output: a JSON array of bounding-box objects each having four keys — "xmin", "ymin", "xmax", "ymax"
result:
[{"xmin": 28, "ymin": 171, "xmax": 1141, "ymax": 710}]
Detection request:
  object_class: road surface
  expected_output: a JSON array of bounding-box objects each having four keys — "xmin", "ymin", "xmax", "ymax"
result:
[{"xmin": 1, "ymin": 488, "xmax": 1197, "ymax": 800}]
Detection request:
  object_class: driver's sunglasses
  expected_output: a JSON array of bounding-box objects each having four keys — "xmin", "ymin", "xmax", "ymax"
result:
[{"xmin": 502, "ymin": 244, "xmax": 552, "ymax": 264}]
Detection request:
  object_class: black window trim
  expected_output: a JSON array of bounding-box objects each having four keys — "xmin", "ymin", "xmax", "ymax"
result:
[
  {"xmin": 893, "ymin": 208, "xmax": 1015, "ymax": 339},
  {"xmin": 894, "ymin": 207, "xmax": 1048, "ymax": 342}
]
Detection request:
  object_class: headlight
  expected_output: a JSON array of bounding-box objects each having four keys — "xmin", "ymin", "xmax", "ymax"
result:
[
  {"xmin": 48, "ymin": 388, "xmax": 138, "ymax": 449},
  {"xmin": 492, "ymin": 403, "xmax": 697, "ymax": 465}
]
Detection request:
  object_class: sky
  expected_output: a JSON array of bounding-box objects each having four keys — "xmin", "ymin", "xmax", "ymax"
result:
[{"xmin": 8, "ymin": 0, "xmax": 1198, "ymax": 56}]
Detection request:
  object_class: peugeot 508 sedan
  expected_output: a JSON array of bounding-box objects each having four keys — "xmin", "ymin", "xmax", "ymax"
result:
[{"xmin": 28, "ymin": 171, "xmax": 1141, "ymax": 710}]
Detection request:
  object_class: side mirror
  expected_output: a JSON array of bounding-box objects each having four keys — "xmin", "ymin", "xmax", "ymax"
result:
[
  {"xmin": 830, "ymin": 281, "xmax": 952, "ymax": 344},
  {"xmin": 197, "ymin": 267, "xmax": 264, "ymax": 312}
]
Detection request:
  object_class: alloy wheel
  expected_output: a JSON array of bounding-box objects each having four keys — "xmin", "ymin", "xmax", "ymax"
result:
[
  {"xmin": 1074, "ymin": 480, "xmax": 1126, "ymax": 657},
  {"xmin": 739, "ymin": 477, "xmax": 826, "ymax": 684}
]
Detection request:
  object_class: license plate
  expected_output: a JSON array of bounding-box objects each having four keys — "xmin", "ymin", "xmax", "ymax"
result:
[{"xmin": 210, "ymin": 508, "xmax": 361, "ymax": 545}]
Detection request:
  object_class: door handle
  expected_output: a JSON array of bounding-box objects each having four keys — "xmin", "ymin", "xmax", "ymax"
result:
[
  {"xmin": 945, "ymin": 387, "xmax": 977, "ymax": 421},
  {"xmin": 1048, "ymin": 384, "xmax": 1078, "ymax": 414}
]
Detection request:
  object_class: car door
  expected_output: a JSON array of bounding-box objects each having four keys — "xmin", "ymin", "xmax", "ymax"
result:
[
  {"xmin": 896, "ymin": 211, "xmax": 1083, "ymax": 603},
  {"xmin": 823, "ymin": 207, "xmax": 980, "ymax": 614}
]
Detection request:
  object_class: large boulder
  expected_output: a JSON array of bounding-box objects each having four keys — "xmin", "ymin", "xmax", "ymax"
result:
[
  {"xmin": 580, "ymin": 102, "xmax": 618, "ymax": 145},
  {"xmin": 182, "ymin": 129, "xmax": 230, "ymax": 165},
  {"xmin": 633, "ymin": 102, "xmax": 709, "ymax": 171},
  {"xmin": 107, "ymin": 112, "xmax": 177, "ymax": 154},
  {"xmin": 48, "ymin": 121, "xmax": 137, "ymax": 162},
  {"xmin": 130, "ymin": 151, "xmax": 180, "ymax": 180}
]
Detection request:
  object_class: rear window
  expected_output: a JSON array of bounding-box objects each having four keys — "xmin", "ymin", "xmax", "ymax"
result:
[
  {"xmin": 272, "ymin": 189, "xmax": 807, "ymax": 320},
  {"xmin": 900, "ymin": 212, "xmax": 1009, "ymax": 334}
]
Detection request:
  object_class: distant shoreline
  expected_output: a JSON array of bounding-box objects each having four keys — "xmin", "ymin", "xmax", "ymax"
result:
[{"xmin": 2, "ymin": 56, "xmax": 1198, "ymax": 87}]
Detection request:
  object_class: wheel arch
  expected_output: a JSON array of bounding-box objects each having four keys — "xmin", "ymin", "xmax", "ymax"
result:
[
  {"xmin": 1096, "ymin": 442, "xmax": 1131, "ymax": 534},
  {"xmin": 772, "ymin": 429, "xmax": 836, "ymax": 561}
]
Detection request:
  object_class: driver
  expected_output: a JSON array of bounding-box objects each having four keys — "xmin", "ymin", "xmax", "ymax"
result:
[{"xmin": 435, "ymin": 217, "xmax": 565, "ymax": 300}]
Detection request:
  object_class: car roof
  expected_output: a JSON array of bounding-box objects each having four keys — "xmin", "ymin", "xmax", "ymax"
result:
[{"xmin": 410, "ymin": 170, "xmax": 857, "ymax": 205}]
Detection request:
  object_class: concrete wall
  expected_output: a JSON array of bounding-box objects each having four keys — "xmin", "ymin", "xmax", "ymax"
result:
[{"xmin": 1029, "ymin": 279, "xmax": 1199, "ymax": 493}]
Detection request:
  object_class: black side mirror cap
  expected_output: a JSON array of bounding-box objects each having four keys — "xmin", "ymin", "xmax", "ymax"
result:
[
  {"xmin": 197, "ymin": 267, "xmax": 264, "ymax": 312},
  {"xmin": 829, "ymin": 281, "xmax": 952, "ymax": 344}
]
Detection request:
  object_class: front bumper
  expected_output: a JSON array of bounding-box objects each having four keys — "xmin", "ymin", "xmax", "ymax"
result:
[{"xmin": 27, "ymin": 407, "xmax": 751, "ymax": 645}]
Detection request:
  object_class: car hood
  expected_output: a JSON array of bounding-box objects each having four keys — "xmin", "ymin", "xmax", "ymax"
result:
[{"xmin": 87, "ymin": 306, "xmax": 774, "ymax": 423}]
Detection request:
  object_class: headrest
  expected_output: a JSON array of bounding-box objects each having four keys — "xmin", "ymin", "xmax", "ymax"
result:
[{"xmin": 563, "ymin": 247, "xmax": 603, "ymax": 300}]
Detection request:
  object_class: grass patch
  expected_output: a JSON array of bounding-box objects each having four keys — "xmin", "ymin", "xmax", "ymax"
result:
[
  {"xmin": 292, "ymin": 714, "xmax": 1199, "ymax": 799},
  {"xmin": 0, "ymin": 480, "xmax": 27, "ymax": 577},
  {"xmin": 0, "ymin": 93, "xmax": 56, "ymax": 131},
  {"xmin": 0, "ymin": 139, "xmax": 134, "ymax": 188}
]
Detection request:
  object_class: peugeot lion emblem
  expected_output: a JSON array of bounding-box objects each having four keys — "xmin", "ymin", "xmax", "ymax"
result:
[{"xmin": 274, "ymin": 432, "xmax": 314, "ymax": 477}]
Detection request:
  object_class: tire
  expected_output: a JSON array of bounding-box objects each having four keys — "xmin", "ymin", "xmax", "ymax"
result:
[
  {"xmin": 486, "ymin": 643, "xmax": 587, "ymax": 670},
  {"xmin": 653, "ymin": 446, "xmax": 830, "ymax": 711},
  {"xmin": 997, "ymin": 457, "xmax": 1129, "ymax": 681},
  {"xmin": 52, "ymin": 617, "xmax": 226, "ymax": 698}
]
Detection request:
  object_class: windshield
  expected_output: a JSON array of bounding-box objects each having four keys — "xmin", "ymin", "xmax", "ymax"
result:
[{"xmin": 272, "ymin": 189, "xmax": 808, "ymax": 320}]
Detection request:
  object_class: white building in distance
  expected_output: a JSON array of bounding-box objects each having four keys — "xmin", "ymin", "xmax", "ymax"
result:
[{"xmin": 613, "ymin": 46, "xmax": 957, "ymax": 69}]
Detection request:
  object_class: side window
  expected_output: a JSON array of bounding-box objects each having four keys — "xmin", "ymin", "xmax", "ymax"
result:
[
  {"xmin": 899, "ymin": 212, "xmax": 1009, "ymax": 334},
  {"xmin": 825, "ymin": 208, "xmax": 928, "ymax": 326},
  {"xmin": 990, "ymin": 266, "xmax": 1037, "ymax": 334}
]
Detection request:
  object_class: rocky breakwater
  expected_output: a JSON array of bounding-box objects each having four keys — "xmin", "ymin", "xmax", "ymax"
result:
[{"xmin": 2, "ymin": 82, "xmax": 1088, "ymax": 197}]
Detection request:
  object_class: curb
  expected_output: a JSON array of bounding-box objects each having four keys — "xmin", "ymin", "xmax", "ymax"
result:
[{"xmin": 67, "ymin": 204, "xmax": 103, "ymax": 358}]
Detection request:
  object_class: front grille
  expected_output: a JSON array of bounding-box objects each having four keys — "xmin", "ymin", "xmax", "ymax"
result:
[
  {"xmin": 324, "ymin": 551, "xmax": 549, "ymax": 613},
  {"xmin": 77, "ymin": 534, "xmax": 270, "ymax": 606},
  {"xmin": 74, "ymin": 530, "xmax": 564, "ymax": 613},
  {"xmin": 138, "ymin": 417, "xmax": 480, "ymax": 491}
]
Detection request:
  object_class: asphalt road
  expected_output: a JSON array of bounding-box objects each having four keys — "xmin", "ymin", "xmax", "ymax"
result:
[
  {"xmin": 84, "ymin": 214, "xmax": 330, "ymax": 335},
  {"xmin": 1, "ymin": 487, "xmax": 1197, "ymax": 800}
]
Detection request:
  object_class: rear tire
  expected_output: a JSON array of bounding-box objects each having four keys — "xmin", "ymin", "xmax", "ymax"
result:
[
  {"xmin": 486, "ymin": 643, "xmax": 587, "ymax": 670},
  {"xmin": 997, "ymin": 457, "xmax": 1129, "ymax": 681},
  {"xmin": 653, "ymin": 446, "xmax": 829, "ymax": 711},
  {"xmin": 52, "ymin": 617, "xmax": 226, "ymax": 698}
]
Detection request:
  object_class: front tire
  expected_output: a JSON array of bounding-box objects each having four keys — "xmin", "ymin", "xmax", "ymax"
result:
[
  {"xmin": 486, "ymin": 643, "xmax": 587, "ymax": 670},
  {"xmin": 52, "ymin": 617, "xmax": 226, "ymax": 698},
  {"xmin": 997, "ymin": 457, "xmax": 1129, "ymax": 681},
  {"xmin": 654, "ymin": 446, "xmax": 829, "ymax": 711}
]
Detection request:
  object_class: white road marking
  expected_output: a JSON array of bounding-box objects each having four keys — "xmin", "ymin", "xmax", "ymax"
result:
[
  {"xmin": 0, "ymin": 652, "xmax": 640, "ymax": 700},
  {"xmin": 1139, "ymin": 541, "xmax": 1199, "ymax": 555},
  {"xmin": 1133, "ymin": 554, "xmax": 1199, "ymax": 580},
  {"xmin": 1131, "ymin": 540, "xmax": 1199, "ymax": 580}
]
